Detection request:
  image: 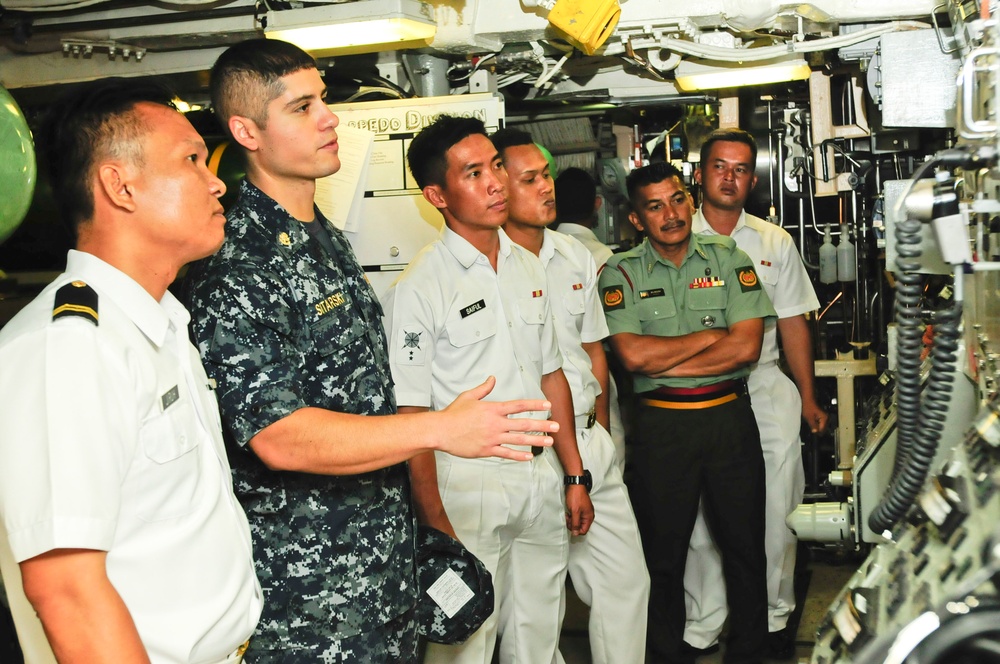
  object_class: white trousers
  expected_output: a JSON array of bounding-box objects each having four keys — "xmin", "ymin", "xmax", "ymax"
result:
[
  {"xmin": 682, "ymin": 365, "xmax": 805, "ymax": 647},
  {"xmin": 424, "ymin": 452, "xmax": 569, "ymax": 664},
  {"xmin": 607, "ymin": 376, "xmax": 627, "ymax": 476},
  {"xmin": 554, "ymin": 423, "xmax": 649, "ymax": 664}
]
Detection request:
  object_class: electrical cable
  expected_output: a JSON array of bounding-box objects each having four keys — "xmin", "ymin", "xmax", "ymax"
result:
[
  {"xmin": 530, "ymin": 41, "xmax": 550, "ymax": 86},
  {"xmin": 343, "ymin": 86, "xmax": 405, "ymax": 102},
  {"xmin": 868, "ymin": 155, "xmax": 965, "ymax": 535},
  {"xmin": 534, "ymin": 51, "xmax": 571, "ymax": 89},
  {"xmin": 871, "ymin": 185, "xmax": 929, "ymax": 523},
  {"xmin": 366, "ymin": 73, "xmax": 413, "ymax": 99},
  {"xmin": 447, "ymin": 54, "xmax": 496, "ymax": 83},
  {"xmin": 497, "ymin": 72, "xmax": 532, "ymax": 88},
  {"xmin": 612, "ymin": 20, "xmax": 930, "ymax": 63},
  {"xmin": 331, "ymin": 72, "xmax": 414, "ymax": 99}
]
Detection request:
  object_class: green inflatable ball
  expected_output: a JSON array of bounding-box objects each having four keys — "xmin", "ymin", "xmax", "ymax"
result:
[
  {"xmin": 0, "ymin": 85, "xmax": 36, "ymax": 245},
  {"xmin": 536, "ymin": 143, "xmax": 557, "ymax": 180}
]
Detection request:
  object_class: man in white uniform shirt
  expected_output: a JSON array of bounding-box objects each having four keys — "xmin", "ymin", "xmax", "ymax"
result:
[
  {"xmin": 683, "ymin": 128, "xmax": 828, "ymax": 660},
  {"xmin": 383, "ymin": 115, "xmax": 593, "ymax": 664},
  {"xmin": 494, "ymin": 129, "xmax": 649, "ymax": 664},
  {"xmin": 0, "ymin": 78, "xmax": 262, "ymax": 663},
  {"xmin": 554, "ymin": 167, "xmax": 614, "ymax": 267},
  {"xmin": 553, "ymin": 167, "xmax": 628, "ymax": 472}
]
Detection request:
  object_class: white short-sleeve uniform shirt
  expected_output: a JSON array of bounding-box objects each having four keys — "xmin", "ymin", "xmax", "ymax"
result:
[
  {"xmin": 693, "ymin": 210, "xmax": 820, "ymax": 365},
  {"xmin": 538, "ymin": 228, "xmax": 609, "ymax": 415},
  {"xmin": 0, "ymin": 250, "xmax": 262, "ymax": 664},
  {"xmin": 556, "ymin": 223, "xmax": 614, "ymax": 268},
  {"xmin": 384, "ymin": 227, "xmax": 562, "ymax": 421}
]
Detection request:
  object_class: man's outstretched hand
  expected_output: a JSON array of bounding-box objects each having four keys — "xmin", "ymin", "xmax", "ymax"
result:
[{"xmin": 435, "ymin": 376, "xmax": 558, "ymax": 461}]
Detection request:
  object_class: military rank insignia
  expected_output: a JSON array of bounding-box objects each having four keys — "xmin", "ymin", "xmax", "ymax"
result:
[
  {"xmin": 397, "ymin": 327, "xmax": 426, "ymax": 365},
  {"xmin": 52, "ymin": 281, "xmax": 99, "ymax": 325},
  {"xmin": 160, "ymin": 385, "xmax": 180, "ymax": 411},
  {"xmin": 736, "ymin": 266, "xmax": 762, "ymax": 292},
  {"xmin": 601, "ymin": 285, "xmax": 625, "ymax": 311}
]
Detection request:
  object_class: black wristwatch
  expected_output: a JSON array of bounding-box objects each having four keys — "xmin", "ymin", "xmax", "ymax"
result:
[{"xmin": 564, "ymin": 469, "xmax": 593, "ymax": 493}]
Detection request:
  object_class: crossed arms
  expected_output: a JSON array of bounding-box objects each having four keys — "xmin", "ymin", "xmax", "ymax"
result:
[{"xmin": 608, "ymin": 318, "xmax": 764, "ymax": 379}]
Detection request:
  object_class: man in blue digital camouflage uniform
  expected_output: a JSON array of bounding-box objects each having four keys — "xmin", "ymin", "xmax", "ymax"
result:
[
  {"xmin": 599, "ymin": 162, "xmax": 775, "ymax": 664},
  {"xmin": 186, "ymin": 39, "xmax": 559, "ymax": 663}
]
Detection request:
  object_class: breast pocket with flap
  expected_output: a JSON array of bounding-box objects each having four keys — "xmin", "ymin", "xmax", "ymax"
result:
[
  {"xmin": 446, "ymin": 307, "xmax": 498, "ymax": 348},
  {"xmin": 134, "ymin": 396, "xmax": 202, "ymax": 522}
]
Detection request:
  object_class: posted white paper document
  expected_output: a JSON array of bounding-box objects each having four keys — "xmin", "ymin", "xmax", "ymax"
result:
[{"xmin": 315, "ymin": 123, "xmax": 374, "ymax": 232}]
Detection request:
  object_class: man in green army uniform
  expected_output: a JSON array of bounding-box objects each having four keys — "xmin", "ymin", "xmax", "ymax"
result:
[{"xmin": 598, "ymin": 162, "xmax": 776, "ymax": 664}]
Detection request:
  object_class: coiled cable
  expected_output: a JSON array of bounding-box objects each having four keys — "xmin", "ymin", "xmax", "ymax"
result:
[
  {"xmin": 889, "ymin": 213, "xmax": 925, "ymax": 482},
  {"xmin": 869, "ymin": 159, "xmax": 965, "ymax": 535}
]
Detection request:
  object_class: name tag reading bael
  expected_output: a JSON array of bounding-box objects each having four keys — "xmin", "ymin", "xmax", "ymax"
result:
[{"xmin": 426, "ymin": 568, "xmax": 475, "ymax": 618}]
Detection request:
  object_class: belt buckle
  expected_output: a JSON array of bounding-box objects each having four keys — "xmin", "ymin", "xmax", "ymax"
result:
[{"xmin": 586, "ymin": 408, "xmax": 596, "ymax": 429}]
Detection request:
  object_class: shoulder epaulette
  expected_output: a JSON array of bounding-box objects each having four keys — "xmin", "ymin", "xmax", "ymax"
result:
[
  {"xmin": 603, "ymin": 251, "xmax": 630, "ymax": 269},
  {"xmin": 616, "ymin": 263, "xmax": 635, "ymax": 292},
  {"xmin": 603, "ymin": 252, "xmax": 637, "ymax": 291},
  {"xmin": 52, "ymin": 281, "xmax": 99, "ymax": 326}
]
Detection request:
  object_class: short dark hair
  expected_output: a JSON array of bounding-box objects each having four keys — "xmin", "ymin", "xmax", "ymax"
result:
[
  {"xmin": 625, "ymin": 161, "xmax": 686, "ymax": 210},
  {"xmin": 699, "ymin": 127, "xmax": 758, "ymax": 168},
  {"xmin": 210, "ymin": 38, "xmax": 317, "ymax": 137},
  {"xmin": 555, "ymin": 168, "xmax": 598, "ymax": 227},
  {"xmin": 37, "ymin": 77, "xmax": 176, "ymax": 232},
  {"xmin": 407, "ymin": 115, "xmax": 489, "ymax": 189},
  {"xmin": 489, "ymin": 127, "xmax": 533, "ymax": 158}
]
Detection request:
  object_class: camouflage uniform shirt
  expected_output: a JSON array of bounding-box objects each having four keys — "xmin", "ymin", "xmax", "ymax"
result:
[{"xmin": 186, "ymin": 180, "xmax": 417, "ymax": 657}]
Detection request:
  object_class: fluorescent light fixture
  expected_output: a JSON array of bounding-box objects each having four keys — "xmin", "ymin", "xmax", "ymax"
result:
[
  {"xmin": 265, "ymin": 0, "xmax": 437, "ymax": 54},
  {"xmin": 674, "ymin": 57, "xmax": 811, "ymax": 92}
]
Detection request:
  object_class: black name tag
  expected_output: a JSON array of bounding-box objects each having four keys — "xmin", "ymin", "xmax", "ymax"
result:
[
  {"xmin": 639, "ymin": 288, "xmax": 665, "ymax": 299},
  {"xmin": 461, "ymin": 299, "xmax": 486, "ymax": 318},
  {"xmin": 161, "ymin": 385, "xmax": 180, "ymax": 411}
]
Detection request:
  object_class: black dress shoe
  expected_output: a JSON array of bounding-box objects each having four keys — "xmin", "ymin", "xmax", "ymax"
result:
[
  {"xmin": 680, "ymin": 641, "xmax": 720, "ymax": 657},
  {"xmin": 767, "ymin": 626, "xmax": 796, "ymax": 660}
]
